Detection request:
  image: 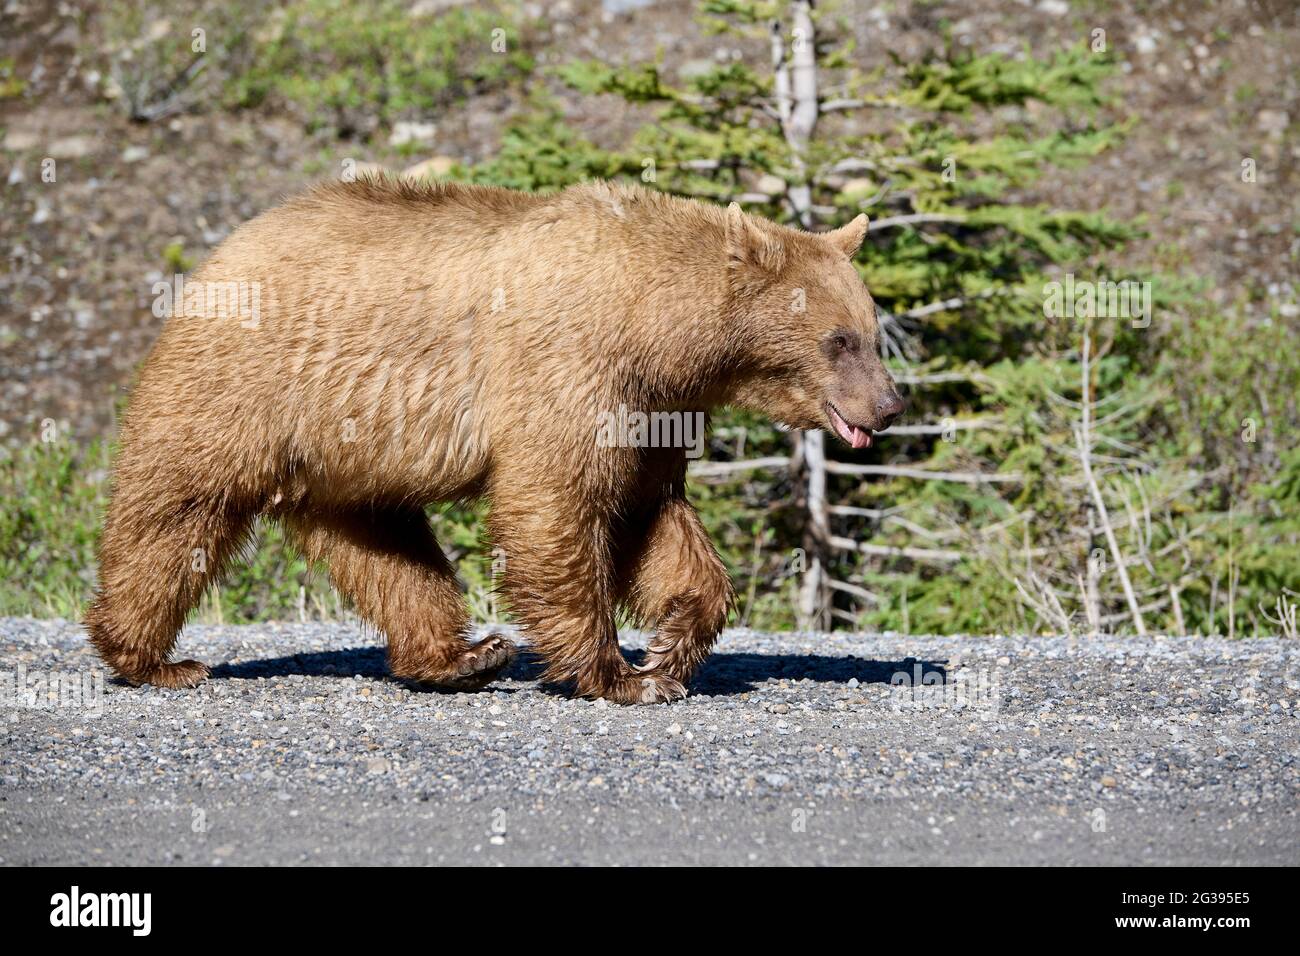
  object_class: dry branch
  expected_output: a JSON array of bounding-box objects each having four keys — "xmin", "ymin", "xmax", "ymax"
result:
[
  {"xmin": 830, "ymin": 535, "xmax": 964, "ymax": 563},
  {"xmin": 1076, "ymin": 329, "xmax": 1147, "ymax": 635},
  {"xmin": 825, "ymin": 462, "xmax": 1022, "ymax": 484}
]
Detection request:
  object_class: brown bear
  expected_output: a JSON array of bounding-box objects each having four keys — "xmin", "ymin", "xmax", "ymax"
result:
[{"xmin": 85, "ymin": 177, "xmax": 904, "ymax": 704}]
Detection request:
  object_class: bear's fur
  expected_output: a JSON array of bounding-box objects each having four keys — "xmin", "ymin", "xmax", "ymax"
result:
[{"xmin": 85, "ymin": 177, "xmax": 904, "ymax": 704}]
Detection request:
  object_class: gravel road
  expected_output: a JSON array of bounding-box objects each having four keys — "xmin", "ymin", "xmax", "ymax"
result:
[{"xmin": 2, "ymin": 618, "xmax": 1297, "ymax": 865}]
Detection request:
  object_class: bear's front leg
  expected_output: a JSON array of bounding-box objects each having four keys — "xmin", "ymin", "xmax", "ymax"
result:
[
  {"xmin": 489, "ymin": 493, "xmax": 685, "ymax": 704},
  {"xmin": 617, "ymin": 496, "xmax": 734, "ymax": 686}
]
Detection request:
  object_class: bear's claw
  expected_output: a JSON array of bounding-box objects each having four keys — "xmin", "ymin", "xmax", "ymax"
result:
[
  {"xmin": 138, "ymin": 659, "xmax": 210, "ymax": 689},
  {"xmin": 598, "ymin": 671, "xmax": 687, "ymax": 705},
  {"xmin": 411, "ymin": 634, "xmax": 516, "ymax": 692}
]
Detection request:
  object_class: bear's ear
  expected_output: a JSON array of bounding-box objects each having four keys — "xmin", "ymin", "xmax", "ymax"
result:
[
  {"xmin": 822, "ymin": 213, "xmax": 870, "ymax": 258},
  {"xmin": 726, "ymin": 201, "xmax": 785, "ymax": 276}
]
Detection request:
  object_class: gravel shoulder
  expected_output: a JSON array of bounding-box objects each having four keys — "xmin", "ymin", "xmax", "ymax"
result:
[{"xmin": 2, "ymin": 619, "xmax": 1297, "ymax": 865}]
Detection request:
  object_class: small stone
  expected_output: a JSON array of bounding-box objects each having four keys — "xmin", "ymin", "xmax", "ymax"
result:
[
  {"xmin": 47, "ymin": 136, "xmax": 94, "ymax": 159},
  {"xmin": 3, "ymin": 130, "xmax": 40, "ymax": 151},
  {"xmin": 676, "ymin": 58, "xmax": 714, "ymax": 80},
  {"xmin": 389, "ymin": 121, "xmax": 438, "ymax": 148},
  {"xmin": 403, "ymin": 155, "xmax": 457, "ymax": 180},
  {"xmin": 345, "ymin": 161, "xmax": 387, "ymax": 181},
  {"xmin": 1258, "ymin": 110, "xmax": 1289, "ymax": 137},
  {"xmin": 841, "ymin": 177, "xmax": 875, "ymax": 199}
]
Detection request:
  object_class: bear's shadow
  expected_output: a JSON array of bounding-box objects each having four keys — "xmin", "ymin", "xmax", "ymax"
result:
[{"xmin": 210, "ymin": 646, "xmax": 947, "ymax": 696}]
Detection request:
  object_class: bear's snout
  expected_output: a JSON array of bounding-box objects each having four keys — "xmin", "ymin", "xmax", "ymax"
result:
[{"xmin": 876, "ymin": 390, "xmax": 906, "ymax": 430}]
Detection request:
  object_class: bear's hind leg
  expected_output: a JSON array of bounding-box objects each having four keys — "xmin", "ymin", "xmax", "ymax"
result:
[
  {"xmin": 283, "ymin": 506, "xmax": 514, "ymax": 690},
  {"xmin": 86, "ymin": 489, "xmax": 253, "ymax": 688}
]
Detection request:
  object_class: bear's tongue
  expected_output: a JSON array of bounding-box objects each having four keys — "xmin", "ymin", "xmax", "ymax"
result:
[{"xmin": 829, "ymin": 405, "xmax": 872, "ymax": 449}]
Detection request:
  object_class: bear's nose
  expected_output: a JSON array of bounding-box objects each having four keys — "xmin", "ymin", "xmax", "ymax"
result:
[{"xmin": 877, "ymin": 392, "xmax": 906, "ymax": 429}]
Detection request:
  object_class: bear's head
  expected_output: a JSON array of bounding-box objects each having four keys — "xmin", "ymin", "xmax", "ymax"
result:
[{"xmin": 724, "ymin": 203, "xmax": 905, "ymax": 449}]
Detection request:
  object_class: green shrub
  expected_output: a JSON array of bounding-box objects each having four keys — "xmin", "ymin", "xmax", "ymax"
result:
[
  {"xmin": 230, "ymin": 0, "xmax": 535, "ymax": 136},
  {"xmin": 0, "ymin": 439, "xmax": 107, "ymax": 618},
  {"xmin": 92, "ymin": 0, "xmax": 535, "ymax": 138}
]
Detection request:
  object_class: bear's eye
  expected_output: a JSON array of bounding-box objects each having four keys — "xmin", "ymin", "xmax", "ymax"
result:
[{"xmin": 827, "ymin": 330, "xmax": 860, "ymax": 355}]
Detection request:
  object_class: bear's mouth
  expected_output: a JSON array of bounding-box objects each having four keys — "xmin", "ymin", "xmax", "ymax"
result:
[{"xmin": 825, "ymin": 402, "xmax": 873, "ymax": 449}]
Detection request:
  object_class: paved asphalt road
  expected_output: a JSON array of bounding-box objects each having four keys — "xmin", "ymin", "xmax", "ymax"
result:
[{"xmin": 2, "ymin": 618, "xmax": 1297, "ymax": 865}]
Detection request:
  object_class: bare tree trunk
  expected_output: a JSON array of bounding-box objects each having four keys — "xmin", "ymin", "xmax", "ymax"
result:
[
  {"xmin": 797, "ymin": 429, "xmax": 831, "ymax": 629},
  {"xmin": 1084, "ymin": 507, "xmax": 1101, "ymax": 635},
  {"xmin": 782, "ymin": 0, "xmax": 819, "ymax": 228},
  {"xmin": 1170, "ymin": 583, "xmax": 1186, "ymax": 636},
  {"xmin": 773, "ymin": 2, "xmax": 829, "ymax": 629}
]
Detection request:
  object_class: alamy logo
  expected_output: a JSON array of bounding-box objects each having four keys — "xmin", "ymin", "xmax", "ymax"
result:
[
  {"xmin": 890, "ymin": 664, "xmax": 1002, "ymax": 716},
  {"xmin": 151, "ymin": 274, "xmax": 262, "ymax": 329},
  {"xmin": 1042, "ymin": 273, "xmax": 1152, "ymax": 328},
  {"xmin": 594, "ymin": 404, "xmax": 706, "ymax": 459},
  {"xmin": 49, "ymin": 886, "xmax": 151, "ymax": 936},
  {"xmin": 1, "ymin": 664, "xmax": 104, "ymax": 717}
]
